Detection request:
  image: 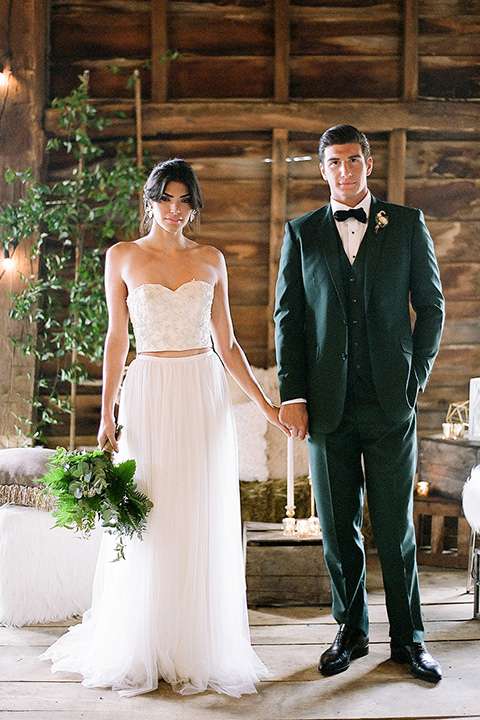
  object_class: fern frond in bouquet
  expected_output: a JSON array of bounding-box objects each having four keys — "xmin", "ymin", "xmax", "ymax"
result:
[{"xmin": 40, "ymin": 446, "xmax": 153, "ymax": 561}]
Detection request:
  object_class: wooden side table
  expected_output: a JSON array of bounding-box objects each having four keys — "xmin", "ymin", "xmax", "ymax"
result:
[
  {"xmin": 418, "ymin": 434, "xmax": 480, "ymax": 501},
  {"xmin": 243, "ymin": 522, "xmax": 332, "ymax": 606},
  {"xmin": 413, "ymin": 495, "xmax": 471, "ymax": 569}
]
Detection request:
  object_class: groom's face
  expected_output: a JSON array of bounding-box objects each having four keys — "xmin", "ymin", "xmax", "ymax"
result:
[{"xmin": 320, "ymin": 142, "xmax": 373, "ymax": 208}]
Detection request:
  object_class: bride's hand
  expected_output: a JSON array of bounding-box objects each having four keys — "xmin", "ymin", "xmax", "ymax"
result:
[
  {"xmin": 262, "ymin": 402, "xmax": 290, "ymax": 436},
  {"xmin": 97, "ymin": 416, "xmax": 119, "ymax": 454}
]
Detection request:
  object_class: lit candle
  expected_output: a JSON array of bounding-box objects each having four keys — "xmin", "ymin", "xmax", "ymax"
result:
[
  {"xmin": 287, "ymin": 435, "xmax": 294, "ymax": 509},
  {"xmin": 417, "ymin": 481, "xmax": 429, "ymax": 497},
  {"xmin": 308, "ymin": 464, "xmax": 315, "ymax": 517}
]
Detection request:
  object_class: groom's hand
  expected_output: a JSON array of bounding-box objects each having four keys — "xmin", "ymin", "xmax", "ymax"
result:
[{"xmin": 279, "ymin": 402, "xmax": 309, "ymax": 441}]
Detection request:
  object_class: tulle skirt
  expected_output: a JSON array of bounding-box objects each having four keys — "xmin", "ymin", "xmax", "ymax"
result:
[{"xmin": 41, "ymin": 351, "xmax": 269, "ymax": 697}]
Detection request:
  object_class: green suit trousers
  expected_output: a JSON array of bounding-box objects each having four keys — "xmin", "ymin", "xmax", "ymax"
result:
[{"xmin": 308, "ymin": 374, "xmax": 424, "ymax": 644}]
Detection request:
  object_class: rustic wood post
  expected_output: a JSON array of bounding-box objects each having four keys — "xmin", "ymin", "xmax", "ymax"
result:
[
  {"xmin": 267, "ymin": 128, "xmax": 288, "ymax": 366},
  {"xmin": 0, "ymin": 0, "xmax": 47, "ymax": 447},
  {"xmin": 387, "ymin": 129, "xmax": 407, "ymax": 205},
  {"xmin": 151, "ymin": 0, "xmax": 168, "ymax": 103},
  {"xmin": 403, "ymin": 0, "xmax": 419, "ymax": 101},
  {"xmin": 68, "ymin": 69, "xmax": 90, "ymax": 450},
  {"xmin": 134, "ymin": 69, "xmax": 143, "ymax": 219},
  {"xmin": 274, "ymin": 0, "xmax": 290, "ymax": 102}
]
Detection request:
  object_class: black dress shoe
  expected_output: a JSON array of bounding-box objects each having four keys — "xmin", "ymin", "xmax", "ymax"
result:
[
  {"xmin": 319, "ymin": 624, "xmax": 369, "ymax": 676},
  {"xmin": 390, "ymin": 640, "xmax": 442, "ymax": 683}
]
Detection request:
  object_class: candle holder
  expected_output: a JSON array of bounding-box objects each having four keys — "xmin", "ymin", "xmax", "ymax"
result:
[
  {"xmin": 282, "ymin": 505, "xmax": 297, "ymax": 536},
  {"xmin": 442, "ymin": 422, "xmax": 454, "ymax": 440},
  {"xmin": 442, "ymin": 400, "xmax": 469, "ymax": 439},
  {"xmin": 296, "ymin": 519, "xmax": 310, "ymax": 538},
  {"xmin": 307, "ymin": 516, "xmax": 322, "ymax": 536}
]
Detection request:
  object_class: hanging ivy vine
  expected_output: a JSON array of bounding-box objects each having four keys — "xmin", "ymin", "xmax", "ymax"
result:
[{"xmin": 0, "ymin": 74, "xmax": 150, "ymax": 444}]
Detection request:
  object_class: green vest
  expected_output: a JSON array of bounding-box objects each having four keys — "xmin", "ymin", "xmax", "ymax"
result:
[{"xmin": 337, "ymin": 236, "xmax": 373, "ymax": 385}]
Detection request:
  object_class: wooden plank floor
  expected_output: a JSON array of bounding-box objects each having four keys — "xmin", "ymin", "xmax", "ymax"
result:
[{"xmin": 1, "ymin": 555, "xmax": 479, "ymax": 720}]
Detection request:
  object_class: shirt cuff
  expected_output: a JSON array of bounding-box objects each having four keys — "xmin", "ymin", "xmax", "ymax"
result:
[{"xmin": 281, "ymin": 398, "xmax": 307, "ymax": 405}]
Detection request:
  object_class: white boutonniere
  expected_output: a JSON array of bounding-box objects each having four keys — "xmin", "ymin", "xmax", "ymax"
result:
[{"xmin": 374, "ymin": 210, "xmax": 388, "ymax": 234}]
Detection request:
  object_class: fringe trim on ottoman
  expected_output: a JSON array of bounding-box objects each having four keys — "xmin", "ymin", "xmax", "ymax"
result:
[{"xmin": 0, "ymin": 484, "xmax": 56, "ymax": 511}]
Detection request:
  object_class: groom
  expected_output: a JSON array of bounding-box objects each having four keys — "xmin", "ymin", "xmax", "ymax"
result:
[{"xmin": 274, "ymin": 125, "xmax": 444, "ymax": 683}]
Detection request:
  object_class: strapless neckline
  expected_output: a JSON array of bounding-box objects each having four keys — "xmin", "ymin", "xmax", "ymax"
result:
[{"xmin": 129, "ymin": 280, "xmax": 214, "ymax": 297}]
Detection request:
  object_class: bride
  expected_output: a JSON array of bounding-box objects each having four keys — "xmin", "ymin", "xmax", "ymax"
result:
[{"xmin": 41, "ymin": 158, "xmax": 287, "ymax": 697}]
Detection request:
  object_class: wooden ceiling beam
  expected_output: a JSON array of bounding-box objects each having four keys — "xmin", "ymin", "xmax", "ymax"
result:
[{"xmin": 44, "ymin": 100, "xmax": 480, "ymax": 138}]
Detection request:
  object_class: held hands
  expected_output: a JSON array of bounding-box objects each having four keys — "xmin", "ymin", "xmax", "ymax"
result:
[
  {"xmin": 279, "ymin": 402, "xmax": 309, "ymax": 441},
  {"xmin": 262, "ymin": 401, "xmax": 290, "ymax": 437}
]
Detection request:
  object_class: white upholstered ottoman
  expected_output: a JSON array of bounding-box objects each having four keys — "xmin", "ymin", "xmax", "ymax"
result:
[{"xmin": 0, "ymin": 447, "xmax": 102, "ymax": 627}]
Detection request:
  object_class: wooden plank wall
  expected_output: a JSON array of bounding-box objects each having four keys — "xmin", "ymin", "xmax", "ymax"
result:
[{"xmin": 23, "ymin": 0, "xmax": 480, "ymax": 445}]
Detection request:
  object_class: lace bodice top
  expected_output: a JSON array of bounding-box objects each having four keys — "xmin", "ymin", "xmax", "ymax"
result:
[{"xmin": 127, "ymin": 280, "xmax": 214, "ymax": 352}]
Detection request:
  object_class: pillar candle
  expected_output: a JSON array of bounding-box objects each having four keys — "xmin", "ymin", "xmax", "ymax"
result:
[{"xmin": 287, "ymin": 435, "xmax": 294, "ymax": 508}]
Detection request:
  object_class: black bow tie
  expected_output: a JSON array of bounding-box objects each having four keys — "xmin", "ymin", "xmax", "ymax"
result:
[{"xmin": 333, "ymin": 208, "xmax": 367, "ymax": 223}]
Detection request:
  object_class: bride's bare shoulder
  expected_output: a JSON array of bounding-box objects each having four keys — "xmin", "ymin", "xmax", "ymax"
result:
[
  {"xmin": 194, "ymin": 241, "xmax": 224, "ymax": 267},
  {"xmin": 106, "ymin": 239, "xmax": 143, "ymax": 262}
]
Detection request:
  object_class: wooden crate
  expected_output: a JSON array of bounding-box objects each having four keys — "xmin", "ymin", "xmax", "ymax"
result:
[
  {"xmin": 243, "ymin": 522, "xmax": 332, "ymax": 607},
  {"xmin": 414, "ymin": 495, "xmax": 471, "ymax": 569},
  {"xmin": 418, "ymin": 434, "xmax": 480, "ymax": 501}
]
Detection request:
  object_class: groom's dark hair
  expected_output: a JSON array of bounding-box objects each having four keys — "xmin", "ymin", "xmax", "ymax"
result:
[{"xmin": 318, "ymin": 125, "xmax": 371, "ymax": 164}]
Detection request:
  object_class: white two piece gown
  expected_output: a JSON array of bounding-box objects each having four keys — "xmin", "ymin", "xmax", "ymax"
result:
[{"xmin": 41, "ymin": 280, "xmax": 269, "ymax": 697}]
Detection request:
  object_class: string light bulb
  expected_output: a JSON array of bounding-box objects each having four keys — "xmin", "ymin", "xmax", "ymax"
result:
[
  {"xmin": 3, "ymin": 247, "xmax": 13, "ymax": 270},
  {"xmin": 0, "ymin": 56, "xmax": 12, "ymax": 89}
]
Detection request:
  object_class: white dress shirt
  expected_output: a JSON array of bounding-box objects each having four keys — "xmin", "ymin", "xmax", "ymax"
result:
[{"xmin": 331, "ymin": 192, "xmax": 371, "ymax": 265}]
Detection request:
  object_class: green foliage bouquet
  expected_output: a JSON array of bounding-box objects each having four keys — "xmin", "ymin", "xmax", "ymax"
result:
[{"xmin": 41, "ymin": 446, "xmax": 153, "ymax": 561}]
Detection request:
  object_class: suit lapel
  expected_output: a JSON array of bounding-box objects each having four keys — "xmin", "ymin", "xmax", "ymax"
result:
[
  {"xmin": 319, "ymin": 205, "xmax": 346, "ymax": 312},
  {"xmin": 364, "ymin": 196, "xmax": 387, "ymax": 308}
]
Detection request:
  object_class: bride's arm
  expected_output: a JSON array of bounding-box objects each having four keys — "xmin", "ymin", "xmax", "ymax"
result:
[
  {"xmin": 209, "ymin": 249, "xmax": 288, "ymax": 435},
  {"xmin": 97, "ymin": 245, "xmax": 131, "ymax": 452}
]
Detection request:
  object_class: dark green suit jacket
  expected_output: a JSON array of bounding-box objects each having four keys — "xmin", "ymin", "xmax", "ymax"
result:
[{"xmin": 274, "ymin": 196, "xmax": 445, "ymax": 434}]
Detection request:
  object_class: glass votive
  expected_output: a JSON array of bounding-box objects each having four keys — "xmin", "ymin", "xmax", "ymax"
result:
[
  {"xmin": 296, "ymin": 519, "xmax": 310, "ymax": 537},
  {"xmin": 417, "ymin": 480, "xmax": 429, "ymax": 497},
  {"xmin": 307, "ymin": 516, "xmax": 321, "ymax": 536},
  {"xmin": 453, "ymin": 423, "xmax": 464, "ymax": 438},
  {"xmin": 282, "ymin": 517, "xmax": 296, "ymax": 536},
  {"xmin": 442, "ymin": 422, "xmax": 454, "ymax": 439}
]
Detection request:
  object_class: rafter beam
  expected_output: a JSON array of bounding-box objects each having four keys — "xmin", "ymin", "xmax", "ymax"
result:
[{"xmin": 44, "ymin": 100, "xmax": 480, "ymax": 138}]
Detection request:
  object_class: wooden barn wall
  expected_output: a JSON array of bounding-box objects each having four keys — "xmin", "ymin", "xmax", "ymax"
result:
[
  {"xmin": 48, "ymin": 1, "xmax": 480, "ymax": 103},
  {"xmin": 22, "ymin": 0, "xmax": 480, "ymax": 446}
]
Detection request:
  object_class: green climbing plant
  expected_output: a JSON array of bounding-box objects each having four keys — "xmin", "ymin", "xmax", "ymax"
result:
[{"xmin": 0, "ymin": 74, "xmax": 150, "ymax": 445}]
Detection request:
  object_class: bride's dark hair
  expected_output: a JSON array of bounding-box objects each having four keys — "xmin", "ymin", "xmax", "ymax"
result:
[{"xmin": 141, "ymin": 158, "xmax": 204, "ymax": 235}]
